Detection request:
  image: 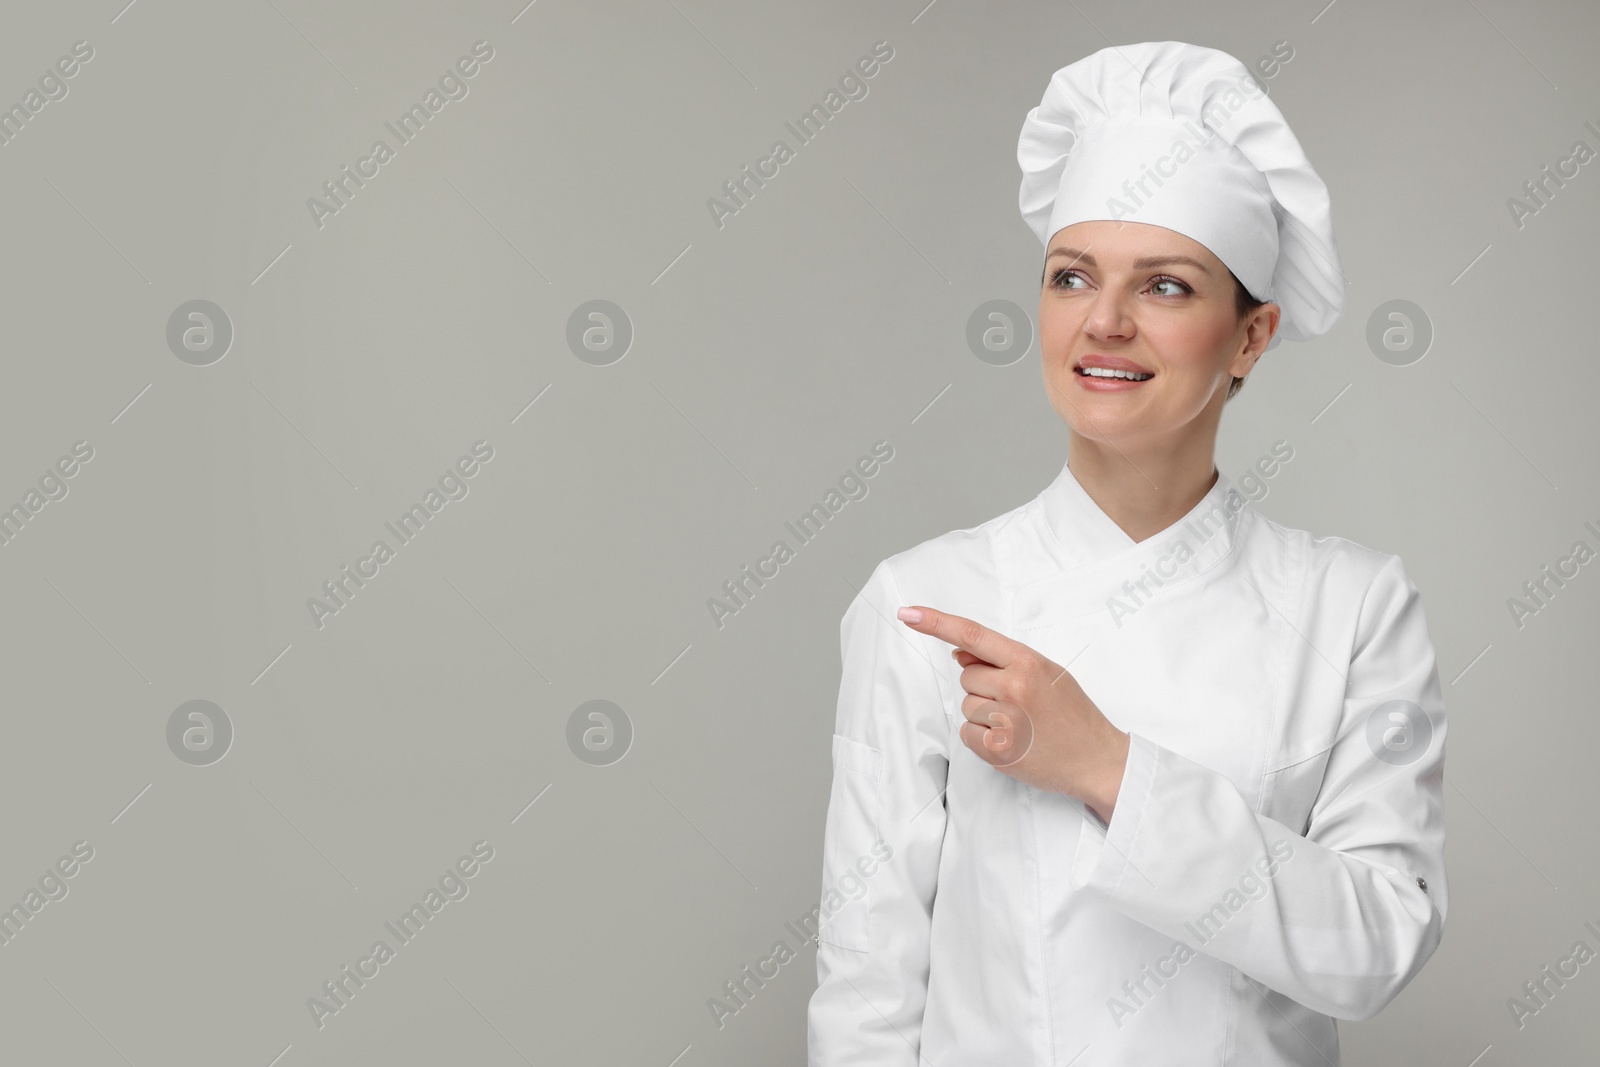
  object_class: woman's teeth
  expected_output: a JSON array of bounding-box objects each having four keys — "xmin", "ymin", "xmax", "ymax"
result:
[{"xmin": 1078, "ymin": 367, "xmax": 1153, "ymax": 381}]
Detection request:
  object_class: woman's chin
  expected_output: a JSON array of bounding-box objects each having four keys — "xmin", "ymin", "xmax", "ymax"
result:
[
  {"xmin": 1058, "ymin": 413, "xmax": 1150, "ymax": 445},
  {"xmin": 1053, "ymin": 392, "xmax": 1155, "ymax": 437}
]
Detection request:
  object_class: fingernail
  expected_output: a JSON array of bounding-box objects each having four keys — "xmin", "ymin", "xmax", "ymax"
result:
[{"xmin": 897, "ymin": 607, "xmax": 923, "ymax": 623}]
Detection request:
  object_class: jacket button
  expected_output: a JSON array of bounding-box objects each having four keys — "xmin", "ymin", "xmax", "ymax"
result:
[{"xmin": 1416, "ymin": 876, "xmax": 1428, "ymax": 893}]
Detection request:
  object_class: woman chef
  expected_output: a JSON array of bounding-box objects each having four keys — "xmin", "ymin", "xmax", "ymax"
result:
[{"xmin": 807, "ymin": 41, "xmax": 1447, "ymax": 1065}]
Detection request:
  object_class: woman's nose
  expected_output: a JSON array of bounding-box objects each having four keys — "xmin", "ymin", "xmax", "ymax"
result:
[{"xmin": 1082, "ymin": 289, "xmax": 1134, "ymax": 340}]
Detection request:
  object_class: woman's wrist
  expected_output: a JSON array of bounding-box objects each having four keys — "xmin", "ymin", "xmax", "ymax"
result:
[{"xmin": 1083, "ymin": 728, "xmax": 1131, "ymax": 824}]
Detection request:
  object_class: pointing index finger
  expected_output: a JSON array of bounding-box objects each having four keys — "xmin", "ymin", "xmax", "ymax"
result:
[{"xmin": 897, "ymin": 606, "xmax": 1021, "ymax": 668}]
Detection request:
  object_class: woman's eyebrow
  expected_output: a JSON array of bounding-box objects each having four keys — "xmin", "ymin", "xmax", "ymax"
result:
[{"xmin": 1045, "ymin": 247, "xmax": 1212, "ymax": 274}]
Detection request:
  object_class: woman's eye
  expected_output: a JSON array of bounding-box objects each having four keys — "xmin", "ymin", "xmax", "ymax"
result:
[{"xmin": 1050, "ymin": 270, "xmax": 1191, "ymax": 295}]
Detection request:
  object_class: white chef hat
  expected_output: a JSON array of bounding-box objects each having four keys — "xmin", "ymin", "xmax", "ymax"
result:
[{"xmin": 1017, "ymin": 41, "xmax": 1345, "ymax": 350}]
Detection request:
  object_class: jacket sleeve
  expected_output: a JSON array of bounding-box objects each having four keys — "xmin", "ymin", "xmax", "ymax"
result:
[
  {"xmin": 1067, "ymin": 553, "xmax": 1448, "ymax": 1021},
  {"xmin": 807, "ymin": 558, "xmax": 952, "ymax": 1065}
]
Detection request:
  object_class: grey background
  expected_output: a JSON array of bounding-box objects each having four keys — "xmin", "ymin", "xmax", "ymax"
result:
[{"xmin": 0, "ymin": 0, "xmax": 1593, "ymax": 1064}]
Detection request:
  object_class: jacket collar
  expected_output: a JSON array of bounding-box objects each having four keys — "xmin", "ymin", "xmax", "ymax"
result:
[{"xmin": 1013, "ymin": 453, "xmax": 1251, "ymax": 628}]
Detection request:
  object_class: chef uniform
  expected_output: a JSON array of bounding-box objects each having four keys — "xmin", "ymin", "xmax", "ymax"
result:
[{"xmin": 807, "ymin": 41, "xmax": 1447, "ymax": 1065}]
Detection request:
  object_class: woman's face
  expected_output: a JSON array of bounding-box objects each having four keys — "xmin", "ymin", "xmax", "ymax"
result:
[{"xmin": 1038, "ymin": 220, "xmax": 1278, "ymax": 452}]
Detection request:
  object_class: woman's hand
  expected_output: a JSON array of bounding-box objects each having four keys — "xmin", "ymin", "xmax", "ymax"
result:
[{"xmin": 896, "ymin": 605, "xmax": 1131, "ymax": 823}]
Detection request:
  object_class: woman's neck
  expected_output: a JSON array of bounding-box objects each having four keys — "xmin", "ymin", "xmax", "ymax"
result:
[{"xmin": 1066, "ymin": 433, "xmax": 1219, "ymax": 544}]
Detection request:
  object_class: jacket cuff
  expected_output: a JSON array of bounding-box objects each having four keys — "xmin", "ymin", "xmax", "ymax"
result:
[{"xmin": 1068, "ymin": 731, "xmax": 1160, "ymax": 892}]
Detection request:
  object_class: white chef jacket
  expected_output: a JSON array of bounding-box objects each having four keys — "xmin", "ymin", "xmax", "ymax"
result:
[{"xmin": 807, "ymin": 456, "xmax": 1447, "ymax": 1065}]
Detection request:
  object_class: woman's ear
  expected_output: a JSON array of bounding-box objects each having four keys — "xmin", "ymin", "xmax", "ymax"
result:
[{"xmin": 1232, "ymin": 302, "xmax": 1280, "ymax": 376}]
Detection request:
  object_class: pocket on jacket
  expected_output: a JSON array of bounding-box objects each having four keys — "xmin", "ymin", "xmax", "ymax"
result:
[{"xmin": 816, "ymin": 733, "xmax": 883, "ymax": 952}]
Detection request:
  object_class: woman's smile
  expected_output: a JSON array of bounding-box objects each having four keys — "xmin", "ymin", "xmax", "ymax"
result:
[{"xmin": 1073, "ymin": 353, "xmax": 1156, "ymax": 392}]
